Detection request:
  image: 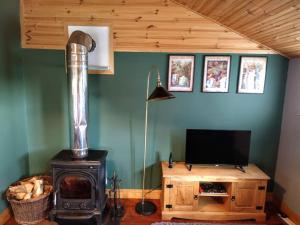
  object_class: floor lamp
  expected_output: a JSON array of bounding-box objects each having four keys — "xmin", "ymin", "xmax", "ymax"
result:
[{"xmin": 135, "ymin": 68, "xmax": 175, "ymax": 216}]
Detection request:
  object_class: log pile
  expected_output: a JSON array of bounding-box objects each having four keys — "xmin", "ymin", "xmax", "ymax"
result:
[{"xmin": 7, "ymin": 176, "xmax": 52, "ymax": 201}]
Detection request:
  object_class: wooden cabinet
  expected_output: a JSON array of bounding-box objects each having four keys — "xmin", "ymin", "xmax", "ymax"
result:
[
  {"xmin": 161, "ymin": 162, "xmax": 269, "ymax": 222},
  {"xmin": 169, "ymin": 181, "xmax": 199, "ymax": 211}
]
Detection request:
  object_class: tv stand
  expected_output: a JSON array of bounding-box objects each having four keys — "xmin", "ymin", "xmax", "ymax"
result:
[
  {"xmin": 235, "ymin": 165, "xmax": 246, "ymax": 173},
  {"xmin": 161, "ymin": 162, "xmax": 269, "ymax": 222}
]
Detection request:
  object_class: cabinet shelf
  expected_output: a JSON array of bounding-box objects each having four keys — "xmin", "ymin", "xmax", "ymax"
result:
[
  {"xmin": 198, "ymin": 196, "xmax": 228, "ymax": 212},
  {"xmin": 199, "ymin": 181, "xmax": 229, "ymax": 197},
  {"xmin": 199, "ymin": 192, "xmax": 229, "ymax": 197}
]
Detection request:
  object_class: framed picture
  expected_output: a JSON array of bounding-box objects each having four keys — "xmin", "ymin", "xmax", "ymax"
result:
[
  {"xmin": 168, "ymin": 55, "xmax": 195, "ymax": 92},
  {"xmin": 237, "ymin": 56, "xmax": 267, "ymax": 94},
  {"xmin": 202, "ymin": 56, "xmax": 231, "ymax": 93}
]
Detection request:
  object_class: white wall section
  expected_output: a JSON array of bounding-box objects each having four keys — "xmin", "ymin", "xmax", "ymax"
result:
[{"xmin": 275, "ymin": 58, "xmax": 300, "ymax": 216}]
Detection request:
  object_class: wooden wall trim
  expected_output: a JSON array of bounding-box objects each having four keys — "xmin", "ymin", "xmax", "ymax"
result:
[
  {"xmin": 0, "ymin": 208, "xmax": 11, "ymax": 225},
  {"xmin": 107, "ymin": 189, "xmax": 161, "ymax": 200}
]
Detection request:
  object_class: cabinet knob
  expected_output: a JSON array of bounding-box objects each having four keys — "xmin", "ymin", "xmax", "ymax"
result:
[
  {"xmin": 194, "ymin": 195, "xmax": 198, "ymax": 200},
  {"xmin": 231, "ymin": 196, "xmax": 235, "ymax": 201}
]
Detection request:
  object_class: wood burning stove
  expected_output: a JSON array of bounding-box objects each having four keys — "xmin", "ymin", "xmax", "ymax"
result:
[
  {"xmin": 49, "ymin": 31, "xmax": 111, "ymax": 225},
  {"xmin": 50, "ymin": 149, "xmax": 107, "ymax": 225}
]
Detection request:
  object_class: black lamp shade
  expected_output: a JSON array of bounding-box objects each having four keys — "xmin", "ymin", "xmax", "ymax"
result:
[{"xmin": 148, "ymin": 86, "xmax": 175, "ymax": 101}]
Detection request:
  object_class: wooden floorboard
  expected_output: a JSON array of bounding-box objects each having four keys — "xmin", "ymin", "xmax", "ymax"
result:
[{"xmin": 5, "ymin": 199, "xmax": 286, "ymax": 225}]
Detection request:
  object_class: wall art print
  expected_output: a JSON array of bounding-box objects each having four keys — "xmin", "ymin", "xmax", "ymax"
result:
[
  {"xmin": 168, "ymin": 55, "xmax": 195, "ymax": 92},
  {"xmin": 202, "ymin": 56, "xmax": 231, "ymax": 93},
  {"xmin": 237, "ymin": 56, "xmax": 267, "ymax": 94}
]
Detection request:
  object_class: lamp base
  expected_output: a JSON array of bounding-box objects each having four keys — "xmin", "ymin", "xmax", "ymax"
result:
[{"xmin": 135, "ymin": 200, "xmax": 157, "ymax": 216}]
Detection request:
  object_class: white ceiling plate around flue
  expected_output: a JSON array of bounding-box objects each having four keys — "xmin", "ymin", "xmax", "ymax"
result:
[{"xmin": 68, "ymin": 25, "xmax": 111, "ymax": 71}]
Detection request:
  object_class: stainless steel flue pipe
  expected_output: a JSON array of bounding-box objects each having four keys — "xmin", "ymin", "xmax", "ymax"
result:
[{"xmin": 66, "ymin": 31, "xmax": 96, "ymax": 159}]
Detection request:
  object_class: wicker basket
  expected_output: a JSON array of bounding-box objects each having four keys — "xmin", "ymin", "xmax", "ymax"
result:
[{"xmin": 6, "ymin": 176, "xmax": 52, "ymax": 225}]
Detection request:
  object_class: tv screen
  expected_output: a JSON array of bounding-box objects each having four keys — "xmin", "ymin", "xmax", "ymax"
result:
[{"xmin": 185, "ymin": 129, "xmax": 251, "ymax": 166}]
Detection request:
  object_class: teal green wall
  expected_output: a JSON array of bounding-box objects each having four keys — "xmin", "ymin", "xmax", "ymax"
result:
[
  {"xmin": 22, "ymin": 51, "xmax": 288, "ymax": 189},
  {"xmin": 0, "ymin": 0, "xmax": 29, "ymax": 211},
  {"xmin": 22, "ymin": 51, "xmax": 69, "ymax": 175}
]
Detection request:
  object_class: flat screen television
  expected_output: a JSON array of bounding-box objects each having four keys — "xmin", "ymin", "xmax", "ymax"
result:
[{"xmin": 185, "ymin": 129, "xmax": 251, "ymax": 167}]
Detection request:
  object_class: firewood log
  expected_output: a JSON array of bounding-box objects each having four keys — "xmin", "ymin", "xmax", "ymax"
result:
[
  {"xmin": 20, "ymin": 182, "xmax": 34, "ymax": 193},
  {"xmin": 23, "ymin": 193, "xmax": 32, "ymax": 200},
  {"xmin": 9, "ymin": 185, "xmax": 26, "ymax": 193},
  {"xmin": 32, "ymin": 179, "xmax": 43, "ymax": 198},
  {"xmin": 15, "ymin": 192, "xmax": 26, "ymax": 200}
]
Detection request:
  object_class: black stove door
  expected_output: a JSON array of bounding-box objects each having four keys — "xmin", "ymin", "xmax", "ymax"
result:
[
  {"xmin": 56, "ymin": 171, "xmax": 97, "ymax": 210},
  {"xmin": 60, "ymin": 175, "xmax": 92, "ymax": 199}
]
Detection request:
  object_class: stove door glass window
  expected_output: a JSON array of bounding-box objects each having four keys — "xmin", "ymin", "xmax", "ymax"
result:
[{"xmin": 60, "ymin": 176, "xmax": 92, "ymax": 199}]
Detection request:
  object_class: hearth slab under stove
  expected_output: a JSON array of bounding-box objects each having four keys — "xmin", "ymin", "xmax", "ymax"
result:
[{"xmin": 54, "ymin": 205, "xmax": 114, "ymax": 225}]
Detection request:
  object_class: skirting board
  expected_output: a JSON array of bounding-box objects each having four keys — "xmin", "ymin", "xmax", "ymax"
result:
[
  {"xmin": 107, "ymin": 189, "xmax": 161, "ymax": 199},
  {"xmin": 5, "ymin": 190, "xmax": 296, "ymax": 223},
  {"xmin": 0, "ymin": 208, "xmax": 11, "ymax": 225},
  {"xmin": 272, "ymin": 194, "xmax": 300, "ymax": 225}
]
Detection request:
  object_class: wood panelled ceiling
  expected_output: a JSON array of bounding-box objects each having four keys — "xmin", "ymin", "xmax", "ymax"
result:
[
  {"xmin": 173, "ymin": 0, "xmax": 300, "ymax": 58},
  {"xmin": 21, "ymin": 0, "xmax": 275, "ymax": 54}
]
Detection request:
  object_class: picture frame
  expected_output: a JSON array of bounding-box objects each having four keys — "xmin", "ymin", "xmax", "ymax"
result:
[
  {"xmin": 202, "ymin": 56, "xmax": 231, "ymax": 93},
  {"xmin": 237, "ymin": 56, "xmax": 267, "ymax": 94},
  {"xmin": 168, "ymin": 55, "xmax": 195, "ymax": 92}
]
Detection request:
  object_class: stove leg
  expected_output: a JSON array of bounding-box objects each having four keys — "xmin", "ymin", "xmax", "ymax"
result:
[
  {"xmin": 95, "ymin": 215, "xmax": 102, "ymax": 225},
  {"xmin": 49, "ymin": 211, "xmax": 56, "ymax": 222}
]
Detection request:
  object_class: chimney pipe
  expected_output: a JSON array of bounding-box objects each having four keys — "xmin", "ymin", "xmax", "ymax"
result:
[{"xmin": 66, "ymin": 31, "xmax": 96, "ymax": 159}]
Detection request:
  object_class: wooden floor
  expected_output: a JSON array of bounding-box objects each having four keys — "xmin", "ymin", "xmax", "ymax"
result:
[{"xmin": 5, "ymin": 199, "xmax": 287, "ymax": 225}]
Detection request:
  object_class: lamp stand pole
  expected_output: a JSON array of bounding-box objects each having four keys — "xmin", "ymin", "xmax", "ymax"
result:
[
  {"xmin": 142, "ymin": 71, "xmax": 150, "ymax": 204},
  {"xmin": 135, "ymin": 68, "xmax": 174, "ymax": 215},
  {"xmin": 135, "ymin": 72, "xmax": 157, "ymax": 215}
]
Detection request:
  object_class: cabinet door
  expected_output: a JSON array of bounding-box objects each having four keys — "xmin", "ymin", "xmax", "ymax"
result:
[
  {"xmin": 169, "ymin": 180, "xmax": 199, "ymax": 211},
  {"xmin": 231, "ymin": 181, "xmax": 267, "ymax": 212}
]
